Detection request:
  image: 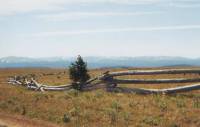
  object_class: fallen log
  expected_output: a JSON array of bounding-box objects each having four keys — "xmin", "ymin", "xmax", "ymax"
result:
[
  {"xmin": 108, "ymin": 69, "xmax": 200, "ymax": 77},
  {"xmin": 43, "ymin": 86, "xmax": 73, "ymax": 91},
  {"xmin": 36, "ymin": 84, "xmax": 72, "ymax": 89},
  {"xmin": 8, "ymin": 77, "xmax": 21, "ymax": 85},
  {"xmin": 31, "ymin": 79, "xmax": 42, "ymax": 88},
  {"xmin": 7, "ymin": 77, "xmax": 74, "ymax": 91}
]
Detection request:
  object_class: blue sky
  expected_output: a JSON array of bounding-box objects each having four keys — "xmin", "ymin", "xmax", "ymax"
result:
[{"xmin": 0, "ymin": 0, "xmax": 200, "ymax": 58}]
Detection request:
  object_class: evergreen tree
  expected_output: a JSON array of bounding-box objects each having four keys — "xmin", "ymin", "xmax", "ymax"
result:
[{"xmin": 69, "ymin": 55, "xmax": 90, "ymax": 90}]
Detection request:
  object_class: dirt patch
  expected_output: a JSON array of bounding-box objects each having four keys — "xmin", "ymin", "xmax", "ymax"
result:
[{"xmin": 0, "ymin": 113, "xmax": 58, "ymax": 127}]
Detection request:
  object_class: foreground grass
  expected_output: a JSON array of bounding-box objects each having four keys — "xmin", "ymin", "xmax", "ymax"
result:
[{"xmin": 0, "ymin": 68, "xmax": 200, "ymax": 127}]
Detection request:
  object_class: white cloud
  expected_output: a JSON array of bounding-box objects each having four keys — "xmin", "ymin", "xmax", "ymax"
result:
[
  {"xmin": 0, "ymin": 0, "xmax": 199, "ymax": 16},
  {"xmin": 30, "ymin": 25, "xmax": 200, "ymax": 37},
  {"xmin": 0, "ymin": 0, "xmax": 157, "ymax": 16},
  {"xmin": 37, "ymin": 11, "xmax": 162, "ymax": 21},
  {"xmin": 0, "ymin": 0, "xmax": 67, "ymax": 16},
  {"xmin": 165, "ymin": 0, "xmax": 200, "ymax": 8},
  {"xmin": 169, "ymin": 3, "xmax": 200, "ymax": 8}
]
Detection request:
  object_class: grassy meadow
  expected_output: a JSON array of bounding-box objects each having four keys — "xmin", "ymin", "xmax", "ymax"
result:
[{"xmin": 0, "ymin": 67, "xmax": 200, "ymax": 127}]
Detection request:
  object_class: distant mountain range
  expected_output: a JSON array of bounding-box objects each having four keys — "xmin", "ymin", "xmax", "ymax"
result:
[{"xmin": 0, "ymin": 56, "xmax": 199, "ymax": 68}]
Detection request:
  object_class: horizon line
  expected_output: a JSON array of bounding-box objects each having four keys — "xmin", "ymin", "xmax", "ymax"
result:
[{"xmin": 1, "ymin": 55, "xmax": 200, "ymax": 59}]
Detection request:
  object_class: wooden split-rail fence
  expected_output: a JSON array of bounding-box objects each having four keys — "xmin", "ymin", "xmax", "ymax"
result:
[{"xmin": 7, "ymin": 69, "xmax": 200, "ymax": 94}]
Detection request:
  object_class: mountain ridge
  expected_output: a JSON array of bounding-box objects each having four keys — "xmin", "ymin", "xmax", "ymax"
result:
[{"xmin": 0, "ymin": 56, "xmax": 199, "ymax": 68}]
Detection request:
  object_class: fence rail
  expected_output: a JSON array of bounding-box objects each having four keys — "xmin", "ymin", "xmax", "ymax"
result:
[
  {"xmin": 108, "ymin": 69, "xmax": 200, "ymax": 77},
  {"xmin": 7, "ymin": 69, "xmax": 200, "ymax": 94}
]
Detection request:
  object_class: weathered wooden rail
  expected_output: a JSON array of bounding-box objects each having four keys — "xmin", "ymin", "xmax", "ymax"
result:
[
  {"xmin": 107, "ymin": 69, "xmax": 200, "ymax": 77},
  {"xmin": 107, "ymin": 83, "xmax": 200, "ymax": 94},
  {"xmin": 7, "ymin": 69, "xmax": 200, "ymax": 94},
  {"xmin": 109, "ymin": 78, "xmax": 200, "ymax": 84}
]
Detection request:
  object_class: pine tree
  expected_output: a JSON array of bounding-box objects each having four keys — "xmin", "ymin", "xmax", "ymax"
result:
[{"xmin": 69, "ymin": 55, "xmax": 90, "ymax": 90}]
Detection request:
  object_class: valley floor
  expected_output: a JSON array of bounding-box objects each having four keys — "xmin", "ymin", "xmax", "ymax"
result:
[{"xmin": 0, "ymin": 67, "xmax": 200, "ymax": 127}]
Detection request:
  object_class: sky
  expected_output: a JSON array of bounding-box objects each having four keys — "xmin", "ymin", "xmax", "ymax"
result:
[{"xmin": 0, "ymin": 0, "xmax": 200, "ymax": 58}]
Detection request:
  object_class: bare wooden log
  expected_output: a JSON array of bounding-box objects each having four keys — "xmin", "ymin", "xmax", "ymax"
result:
[
  {"xmin": 85, "ymin": 77, "xmax": 98, "ymax": 84},
  {"xmin": 15, "ymin": 80, "xmax": 23, "ymax": 85},
  {"xmin": 30, "ymin": 79, "xmax": 47, "ymax": 91},
  {"xmin": 7, "ymin": 76, "xmax": 73, "ymax": 91},
  {"xmin": 110, "ymin": 84, "xmax": 200, "ymax": 94},
  {"xmin": 43, "ymin": 86, "xmax": 72, "ymax": 91},
  {"xmin": 108, "ymin": 69, "xmax": 200, "ymax": 77},
  {"xmin": 31, "ymin": 79, "xmax": 41, "ymax": 88},
  {"xmin": 8, "ymin": 78, "xmax": 22, "ymax": 85},
  {"xmin": 39, "ymin": 84, "xmax": 72, "ymax": 88},
  {"xmin": 110, "ymin": 78, "xmax": 200, "ymax": 84},
  {"xmin": 160, "ymin": 84, "xmax": 200, "ymax": 94},
  {"xmin": 27, "ymin": 86, "xmax": 38, "ymax": 90},
  {"xmin": 83, "ymin": 83, "xmax": 107, "ymax": 91}
]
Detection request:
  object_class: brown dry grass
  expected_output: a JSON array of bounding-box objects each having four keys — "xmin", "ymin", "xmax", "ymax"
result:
[{"xmin": 0, "ymin": 67, "xmax": 200, "ymax": 127}]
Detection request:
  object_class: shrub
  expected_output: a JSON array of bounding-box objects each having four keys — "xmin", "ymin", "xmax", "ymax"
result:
[
  {"xmin": 153, "ymin": 95, "xmax": 168, "ymax": 111},
  {"xmin": 0, "ymin": 101, "xmax": 8, "ymax": 109},
  {"xmin": 69, "ymin": 106, "xmax": 81, "ymax": 117},
  {"xmin": 95, "ymin": 90, "xmax": 104, "ymax": 98},
  {"xmin": 63, "ymin": 113, "xmax": 71, "ymax": 123},
  {"xmin": 123, "ymin": 111, "xmax": 131, "ymax": 127},
  {"xmin": 193, "ymin": 97, "xmax": 200, "ymax": 108},
  {"xmin": 143, "ymin": 116, "xmax": 161, "ymax": 126},
  {"xmin": 68, "ymin": 89, "xmax": 79, "ymax": 97},
  {"xmin": 111, "ymin": 100, "xmax": 122, "ymax": 112},
  {"xmin": 169, "ymin": 123, "xmax": 180, "ymax": 127},
  {"xmin": 176, "ymin": 99, "xmax": 186, "ymax": 108},
  {"xmin": 107, "ymin": 109, "xmax": 118, "ymax": 126},
  {"xmin": 21, "ymin": 106, "xmax": 26, "ymax": 115}
]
